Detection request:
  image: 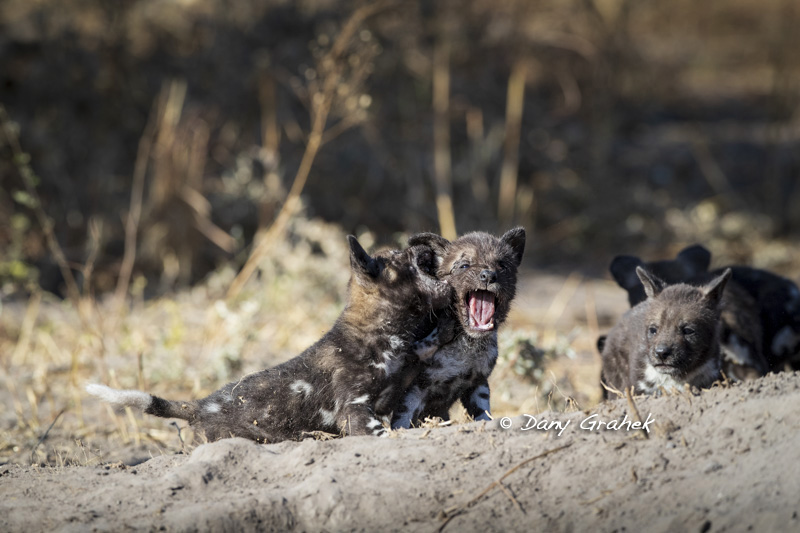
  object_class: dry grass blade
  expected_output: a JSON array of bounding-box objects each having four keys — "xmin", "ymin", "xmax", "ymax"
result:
[
  {"xmin": 300, "ymin": 430, "xmax": 339, "ymax": 441},
  {"xmin": 600, "ymin": 379, "xmax": 624, "ymax": 399},
  {"xmin": 438, "ymin": 442, "xmax": 572, "ymax": 532},
  {"xmin": 625, "ymin": 386, "xmax": 649, "ymax": 440},
  {"xmin": 30, "ymin": 409, "xmax": 65, "ymax": 464},
  {"xmin": 432, "ymin": 15, "xmax": 456, "ymax": 241},
  {"xmin": 113, "ymin": 83, "xmax": 172, "ymax": 310},
  {"xmin": 498, "ymin": 481, "xmax": 525, "ymax": 514},
  {"xmin": 498, "ymin": 58, "xmax": 527, "ymax": 229}
]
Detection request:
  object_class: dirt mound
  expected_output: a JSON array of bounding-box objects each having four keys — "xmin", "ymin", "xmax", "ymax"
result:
[{"xmin": 2, "ymin": 371, "xmax": 798, "ymax": 532}]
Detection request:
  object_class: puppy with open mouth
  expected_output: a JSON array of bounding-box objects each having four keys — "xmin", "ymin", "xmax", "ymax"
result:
[{"xmin": 392, "ymin": 227, "xmax": 525, "ymax": 428}]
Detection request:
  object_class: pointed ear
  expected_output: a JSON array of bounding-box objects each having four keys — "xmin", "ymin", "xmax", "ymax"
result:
[
  {"xmin": 702, "ymin": 268, "xmax": 731, "ymax": 307},
  {"xmin": 348, "ymin": 236, "xmax": 380, "ymax": 278},
  {"xmin": 500, "ymin": 227, "xmax": 526, "ymax": 266},
  {"xmin": 408, "ymin": 232, "xmax": 450, "ymax": 257},
  {"xmin": 636, "ymin": 266, "xmax": 665, "ymax": 300},
  {"xmin": 676, "ymin": 244, "xmax": 711, "ymax": 276},
  {"xmin": 610, "ymin": 255, "xmax": 644, "ymax": 290}
]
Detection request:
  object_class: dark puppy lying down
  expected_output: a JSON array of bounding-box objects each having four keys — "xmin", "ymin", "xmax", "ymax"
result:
[
  {"xmin": 602, "ymin": 266, "xmax": 731, "ymax": 395},
  {"xmin": 607, "ymin": 245, "xmax": 768, "ymax": 379},
  {"xmin": 88, "ymin": 236, "xmax": 452, "ymax": 443}
]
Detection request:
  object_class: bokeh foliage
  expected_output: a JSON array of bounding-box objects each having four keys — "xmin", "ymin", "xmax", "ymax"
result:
[{"xmin": 1, "ymin": 0, "xmax": 799, "ymax": 296}]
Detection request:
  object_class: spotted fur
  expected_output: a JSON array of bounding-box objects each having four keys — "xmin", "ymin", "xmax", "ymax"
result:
[
  {"xmin": 392, "ymin": 228, "xmax": 525, "ymax": 428},
  {"xmin": 711, "ymin": 265, "xmax": 800, "ymax": 371},
  {"xmin": 87, "ymin": 236, "xmax": 452, "ymax": 443}
]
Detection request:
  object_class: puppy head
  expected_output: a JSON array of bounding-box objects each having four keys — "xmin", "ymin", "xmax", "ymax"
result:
[
  {"xmin": 348, "ymin": 236, "xmax": 452, "ymax": 317},
  {"xmin": 639, "ymin": 267, "xmax": 729, "ymax": 379},
  {"xmin": 410, "ymin": 228, "xmax": 525, "ymax": 337}
]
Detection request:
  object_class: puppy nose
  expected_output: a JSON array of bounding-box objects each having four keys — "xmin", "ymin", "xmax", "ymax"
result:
[
  {"xmin": 655, "ymin": 344, "xmax": 672, "ymax": 360},
  {"xmin": 479, "ymin": 269, "xmax": 497, "ymax": 284}
]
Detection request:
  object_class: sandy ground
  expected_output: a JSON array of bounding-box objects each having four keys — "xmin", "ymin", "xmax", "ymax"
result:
[{"xmin": 2, "ymin": 370, "xmax": 799, "ymax": 532}]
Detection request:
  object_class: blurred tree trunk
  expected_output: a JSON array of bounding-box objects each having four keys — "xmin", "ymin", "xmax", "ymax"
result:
[
  {"xmin": 498, "ymin": 59, "xmax": 527, "ymax": 229},
  {"xmin": 433, "ymin": 9, "xmax": 457, "ymax": 240}
]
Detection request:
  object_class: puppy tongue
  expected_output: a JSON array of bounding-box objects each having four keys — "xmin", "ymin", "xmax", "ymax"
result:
[{"xmin": 469, "ymin": 291, "xmax": 496, "ymax": 330}]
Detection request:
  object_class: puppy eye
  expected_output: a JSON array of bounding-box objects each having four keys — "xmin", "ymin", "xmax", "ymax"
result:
[
  {"xmin": 459, "ymin": 264, "xmax": 469, "ymax": 269},
  {"xmin": 647, "ymin": 326, "xmax": 658, "ymax": 337},
  {"xmin": 682, "ymin": 326, "xmax": 695, "ymax": 336}
]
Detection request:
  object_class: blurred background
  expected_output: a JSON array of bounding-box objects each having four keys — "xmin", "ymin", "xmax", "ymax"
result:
[
  {"xmin": 2, "ymin": 0, "xmax": 799, "ymax": 298},
  {"xmin": 1, "ymin": 0, "xmax": 800, "ymax": 465}
]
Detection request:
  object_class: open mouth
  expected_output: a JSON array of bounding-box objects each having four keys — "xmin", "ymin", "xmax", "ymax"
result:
[{"xmin": 467, "ymin": 290, "xmax": 496, "ymax": 331}]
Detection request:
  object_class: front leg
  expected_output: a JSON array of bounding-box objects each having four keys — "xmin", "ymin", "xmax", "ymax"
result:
[
  {"xmin": 412, "ymin": 314, "xmax": 457, "ymax": 361},
  {"xmin": 341, "ymin": 403, "xmax": 387, "ymax": 437},
  {"xmin": 459, "ymin": 377, "xmax": 492, "ymax": 421},
  {"xmin": 373, "ymin": 358, "xmax": 422, "ymax": 417},
  {"xmin": 391, "ymin": 384, "xmax": 425, "ymax": 429}
]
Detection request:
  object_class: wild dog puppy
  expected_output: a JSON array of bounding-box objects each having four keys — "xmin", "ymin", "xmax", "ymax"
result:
[
  {"xmin": 87, "ymin": 236, "xmax": 452, "ymax": 443},
  {"xmin": 610, "ymin": 245, "xmax": 712, "ymax": 307},
  {"xmin": 710, "ymin": 266, "xmax": 800, "ymax": 371},
  {"xmin": 601, "ymin": 267, "xmax": 731, "ymax": 395},
  {"xmin": 605, "ymin": 245, "xmax": 768, "ymax": 380},
  {"xmin": 391, "ymin": 228, "xmax": 526, "ymax": 428},
  {"xmin": 614, "ymin": 245, "xmax": 800, "ymax": 367}
]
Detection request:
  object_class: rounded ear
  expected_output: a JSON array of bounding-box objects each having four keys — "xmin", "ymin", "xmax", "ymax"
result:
[
  {"xmin": 610, "ymin": 255, "xmax": 644, "ymax": 290},
  {"xmin": 676, "ymin": 244, "xmax": 711, "ymax": 275},
  {"xmin": 702, "ymin": 267, "xmax": 731, "ymax": 307},
  {"xmin": 636, "ymin": 266, "xmax": 665, "ymax": 300},
  {"xmin": 348, "ymin": 235, "xmax": 380, "ymax": 278},
  {"xmin": 408, "ymin": 232, "xmax": 450, "ymax": 257},
  {"xmin": 500, "ymin": 227, "xmax": 526, "ymax": 266}
]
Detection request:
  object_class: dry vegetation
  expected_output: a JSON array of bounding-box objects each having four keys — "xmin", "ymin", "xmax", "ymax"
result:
[{"xmin": 1, "ymin": 0, "xmax": 800, "ymax": 467}]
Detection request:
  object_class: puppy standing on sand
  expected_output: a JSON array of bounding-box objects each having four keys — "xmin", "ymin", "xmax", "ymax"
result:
[
  {"xmin": 392, "ymin": 228, "xmax": 525, "ymax": 428},
  {"xmin": 88, "ymin": 236, "xmax": 452, "ymax": 443},
  {"xmin": 601, "ymin": 266, "xmax": 731, "ymax": 395}
]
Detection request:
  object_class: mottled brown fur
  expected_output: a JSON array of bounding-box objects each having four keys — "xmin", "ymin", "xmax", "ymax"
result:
[
  {"xmin": 392, "ymin": 228, "xmax": 525, "ymax": 428},
  {"xmin": 89, "ymin": 237, "xmax": 452, "ymax": 443}
]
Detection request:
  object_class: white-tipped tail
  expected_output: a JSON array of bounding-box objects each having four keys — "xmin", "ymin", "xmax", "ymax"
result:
[{"xmin": 86, "ymin": 383, "xmax": 152, "ymax": 411}]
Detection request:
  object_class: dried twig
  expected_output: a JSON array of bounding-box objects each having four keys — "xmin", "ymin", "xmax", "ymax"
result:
[
  {"xmin": 600, "ymin": 379, "xmax": 624, "ymax": 399},
  {"xmin": 498, "ymin": 59, "xmax": 527, "ymax": 229},
  {"xmin": 438, "ymin": 443, "xmax": 572, "ymax": 531},
  {"xmin": 625, "ymin": 386, "xmax": 649, "ymax": 440},
  {"xmin": 81, "ymin": 217, "xmax": 102, "ymax": 296},
  {"xmin": 30, "ymin": 409, "xmax": 65, "ymax": 464},
  {"xmin": 227, "ymin": 0, "xmax": 397, "ymax": 300},
  {"xmin": 113, "ymin": 84, "xmax": 170, "ymax": 310},
  {"xmin": 171, "ymin": 422, "xmax": 186, "ymax": 453},
  {"xmin": 498, "ymin": 481, "xmax": 525, "ymax": 514}
]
